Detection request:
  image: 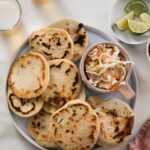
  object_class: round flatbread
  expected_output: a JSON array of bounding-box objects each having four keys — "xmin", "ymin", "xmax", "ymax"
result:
[
  {"xmin": 42, "ymin": 83, "xmax": 85, "ymax": 114},
  {"xmin": 8, "ymin": 51, "xmax": 50, "ymax": 99},
  {"xmin": 28, "ymin": 110, "xmax": 57, "ymax": 148},
  {"xmin": 49, "ymin": 19, "xmax": 88, "ymax": 62},
  {"xmin": 77, "ymin": 83, "xmax": 86, "ymax": 101},
  {"xmin": 29, "ymin": 27, "xmax": 74, "ymax": 61},
  {"xmin": 42, "ymin": 98, "xmax": 66, "ymax": 114},
  {"xmin": 94, "ymin": 98, "xmax": 134, "ymax": 147},
  {"xmin": 50, "ymin": 100, "xmax": 100, "ymax": 150},
  {"xmin": 41, "ymin": 59, "xmax": 81, "ymax": 103},
  {"xmin": 7, "ymin": 88, "xmax": 44, "ymax": 117}
]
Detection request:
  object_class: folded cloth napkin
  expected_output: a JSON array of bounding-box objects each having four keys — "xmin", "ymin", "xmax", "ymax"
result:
[{"xmin": 128, "ymin": 118, "xmax": 150, "ymax": 150}]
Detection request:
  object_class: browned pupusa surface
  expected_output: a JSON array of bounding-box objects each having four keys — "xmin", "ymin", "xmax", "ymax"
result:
[
  {"xmin": 29, "ymin": 27, "xmax": 74, "ymax": 61},
  {"xmin": 28, "ymin": 110, "xmax": 57, "ymax": 148},
  {"xmin": 43, "ymin": 83, "xmax": 85, "ymax": 114},
  {"xmin": 41, "ymin": 59, "xmax": 81, "ymax": 110},
  {"xmin": 8, "ymin": 51, "xmax": 50, "ymax": 99},
  {"xmin": 87, "ymin": 96, "xmax": 105, "ymax": 109},
  {"xmin": 49, "ymin": 19, "xmax": 88, "ymax": 62},
  {"xmin": 77, "ymin": 83, "xmax": 86, "ymax": 101},
  {"xmin": 92, "ymin": 98, "xmax": 134, "ymax": 147},
  {"xmin": 50, "ymin": 100, "xmax": 100, "ymax": 150},
  {"xmin": 7, "ymin": 88, "xmax": 44, "ymax": 117}
]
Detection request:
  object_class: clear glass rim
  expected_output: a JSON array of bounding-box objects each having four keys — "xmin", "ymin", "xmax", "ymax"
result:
[{"xmin": 0, "ymin": 0, "xmax": 22, "ymax": 32}]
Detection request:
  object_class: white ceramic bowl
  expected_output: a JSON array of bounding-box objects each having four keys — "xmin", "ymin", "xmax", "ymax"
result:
[
  {"xmin": 146, "ymin": 39, "xmax": 150, "ymax": 61},
  {"xmin": 109, "ymin": 0, "xmax": 150, "ymax": 45},
  {"xmin": 79, "ymin": 41, "xmax": 135, "ymax": 100}
]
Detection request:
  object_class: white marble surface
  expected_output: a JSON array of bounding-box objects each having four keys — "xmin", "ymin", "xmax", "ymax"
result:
[{"xmin": 0, "ymin": 0, "xmax": 150, "ymax": 150}]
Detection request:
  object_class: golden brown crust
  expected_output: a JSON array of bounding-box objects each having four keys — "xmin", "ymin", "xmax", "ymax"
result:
[
  {"xmin": 8, "ymin": 51, "xmax": 50, "ymax": 99},
  {"xmin": 41, "ymin": 59, "xmax": 81, "ymax": 110},
  {"xmin": 7, "ymin": 88, "xmax": 44, "ymax": 117},
  {"xmin": 50, "ymin": 100, "xmax": 100, "ymax": 150},
  {"xmin": 49, "ymin": 19, "xmax": 88, "ymax": 62},
  {"xmin": 28, "ymin": 110, "xmax": 57, "ymax": 148},
  {"xmin": 91, "ymin": 97, "xmax": 134, "ymax": 147},
  {"xmin": 29, "ymin": 27, "xmax": 74, "ymax": 61},
  {"xmin": 77, "ymin": 83, "xmax": 86, "ymax": 101}
]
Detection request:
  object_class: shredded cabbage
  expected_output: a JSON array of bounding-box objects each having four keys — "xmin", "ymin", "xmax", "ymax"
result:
[{"xmin": 85, "ymin": 44, "xmax": 133, "ymax": 90}]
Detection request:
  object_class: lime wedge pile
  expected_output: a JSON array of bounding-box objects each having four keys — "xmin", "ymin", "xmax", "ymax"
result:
[
  {"xmin": 116, "ymin": 11, "xmax": 134, "ymax": 30},
  {"xmin": 115, "ymin": 0, "xmax": 150, "ymax": 34}
]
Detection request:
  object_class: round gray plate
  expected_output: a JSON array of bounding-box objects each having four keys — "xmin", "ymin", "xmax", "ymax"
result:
[{"xmin": 5, "ymin": 25, "xmax": 137, "ymax": 150}]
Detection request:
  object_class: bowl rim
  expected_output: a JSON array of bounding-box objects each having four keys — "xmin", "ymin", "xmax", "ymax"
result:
[
  {"xmin": 146, "ymin": 39, "xmax": 150, "ymax": 62},
  {"xmin": 79, "ymin": 41, "xmax": 133, "ymax": 93}
]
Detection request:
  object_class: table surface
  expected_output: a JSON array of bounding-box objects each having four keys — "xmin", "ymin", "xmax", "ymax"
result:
[{"xmin": 0, "ymin": 0, "xmax": 150, "ymax": 150}]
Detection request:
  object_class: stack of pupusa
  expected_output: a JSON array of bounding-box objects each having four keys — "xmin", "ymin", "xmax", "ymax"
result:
[
  {"xmin": 49, "ymin": 98, "xmax": 134, "ymax": 150},
  {"xmin": 27, "ymin": 97, "xmax": 134, "ymax": 150},
  {"xmin": 7, "ymin": 51, "xmax": 49, "ymax": 117},
  {"xmin": 7, "ymin": 19, "xmax": 134, "ymax": 150},
  {"xmin": 28, "ymin": 19, "xmax": 88, "ymax": 113},
  {"xmin": 7, "ymin": 19, "xmax": 88, "ymax": 148}
]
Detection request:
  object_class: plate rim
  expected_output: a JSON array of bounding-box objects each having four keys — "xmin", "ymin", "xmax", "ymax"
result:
[
  {"xmin": 109, "ymin": 0, "xmax": 150, "ymax": 45},
  {"xmin": 4, "ymin": 24, "xmax": 138, "ymax": 150},
  {"xmin": 146, "ymin": 39, "xmax": 150, "ymax": 62}
]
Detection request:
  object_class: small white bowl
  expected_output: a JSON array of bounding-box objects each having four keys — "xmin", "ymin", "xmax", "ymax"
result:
[
  {"xmin": 146, "ymin": 39, "xmax": 150, "ymax": 61},
  {"xmin": 109, "ymin": 0, "xmax": 150, "ymax": 45},
  {"xmin": 79, "ymin": 41, "xmax": 135, "ymax": 100}
]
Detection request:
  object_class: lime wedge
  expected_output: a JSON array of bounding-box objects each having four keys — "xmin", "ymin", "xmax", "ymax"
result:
[
  {"xmin": 128, "ymin": 19, "xmax": 149, "ymax": 34},
  {"xmin": 116, "ymin": 11, "xmax": 134, "ymax": 30},
  {"xmin": 140, "ymin": 13, "xmax": 150, "ymax": 29},
  {"xmin": 125, "ymin": 0, "xmax": 149, "ymax": 16}
]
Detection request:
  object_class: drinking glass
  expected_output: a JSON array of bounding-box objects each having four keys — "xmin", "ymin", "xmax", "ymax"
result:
[{"xmin": 0, "ymin": 0, "xmax": 22, "ymax": 32}]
